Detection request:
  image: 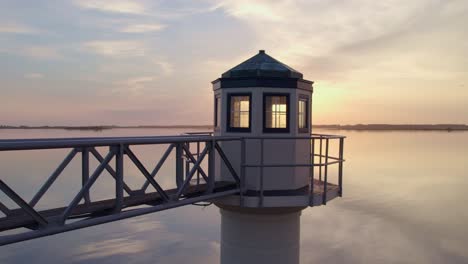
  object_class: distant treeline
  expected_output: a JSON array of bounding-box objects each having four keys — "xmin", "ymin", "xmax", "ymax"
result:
[
  {"xmin": 1, "ymin": 124, "xmax": 467, "ymax": 131},
  {"xmin": 0, "ymin": 125, "xmax": 213, "ymax": 131},
  {"xmin": 313, "ymin": 124, "xmax": 468, "ymax": 131}
]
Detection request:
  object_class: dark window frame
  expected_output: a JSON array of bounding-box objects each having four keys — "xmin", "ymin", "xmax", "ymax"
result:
[
  {"xmin": 227, "ymin": 93, "xmax": 252, "ymax": 133},
  {"xmin": 214, "ymin": 95, "xmax": 221, "ymax": 130},
  {"xmin": 298, "ymin": 95, "xmax": 309, "ymax": 133},
  {"xmin": 263, "ymin": 93, "xmax": 290, "ymax": 133}
]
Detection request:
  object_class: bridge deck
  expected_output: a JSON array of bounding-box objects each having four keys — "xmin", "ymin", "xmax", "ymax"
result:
[{"xmin": 0, "ymin": 181, "xmax": 237, "ymax": 232}]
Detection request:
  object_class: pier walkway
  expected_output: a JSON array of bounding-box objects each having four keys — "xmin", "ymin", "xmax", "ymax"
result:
[{"xmin": 0, "ymin": 133, "xmax": 344, "ymax": 245}]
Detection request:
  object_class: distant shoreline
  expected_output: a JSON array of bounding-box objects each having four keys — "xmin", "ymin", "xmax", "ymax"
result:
[
  {"xmin": 1, "ymin": 124, "xmax": 467, "ymax": 132},
  {"xmin": 0, "ymin": 125, "xmax": 213, "ymax": 131},
  {"xmin": 313, "ymin": 124, "xmax": 468, "ymax": 132}
]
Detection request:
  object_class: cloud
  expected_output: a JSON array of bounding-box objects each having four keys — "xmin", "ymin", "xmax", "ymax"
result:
[
  {"xmin": 0, "ymin": 23, "xmax": 39, "ymax": 34},
  {"xmin": 211, "ymin": 0, "xmax": 468, "ymax": 125},
  {"xmin": 0, "ymin": 46, "xmax": 63, "ymax": 59},
  {"xmin": 214, "ymin": 0, "xmax": 468, "ymax": 85},
  {"xmin": 214, "ymin": 0, "xmax": 446, "ymax": 63},
  {"xmin": 120, "ymin": 23, "xmax": 166, "ymax": 33},
  {"xmin": 24, "ymin": 73, "xmax": 44, "ymax": 79},
  {"xmin": 110, "ymin": 76, "xmax": 158, "ymax": 96},
  {"xmin": 73, "ymin": 0, "xmax": 147, "ymax": 15},
  {"xmin": 123, "ymin": 76, "xmax": 155, "ymax": 87},
  {"xmin": 83, "ymin": 40, "xmax": 147, "ymax": 57},
  {"xmin": 23, "ymin": 46, "xmax": 62, "ymax": 59},
  {"xmin": 153, "ymin": 60, "xmax": 174, "ymax": 76},
  {"xmin": 94, "ymin": 58, "xmax": 173, "ymax": 82},
  {"xmin": 93, "ymin": 58, "xmax": 173, "ymax": 97},
  {"xmin": 215, "ymin": 1, "xmax": 283, "ymax": 22}
]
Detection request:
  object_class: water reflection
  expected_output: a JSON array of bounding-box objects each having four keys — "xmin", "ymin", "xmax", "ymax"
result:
[
  {"xmin": 0, "ymin": 129, "xmax": 467, "ymax": 263},
  {"xmin": 75, "ymin": 238, "xmax": 148, "ymax": 261}
]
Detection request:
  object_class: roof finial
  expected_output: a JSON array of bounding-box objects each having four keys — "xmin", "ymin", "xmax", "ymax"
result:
[{"xmin": 259, "ymin": 50, "xmax": 265, "ymax": 54}]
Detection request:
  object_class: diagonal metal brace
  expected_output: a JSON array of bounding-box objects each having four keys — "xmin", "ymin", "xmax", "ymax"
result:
[
  {"xmin": 0, "ymin": 180, "xmax": 48, "ymax": 227},
  {"xmin": 61, "ymin": 150, "xmax": 115, "ymax": 222},
  {"xmin": 182, "ymin": 144, "xmax": 209, "ymax": 182},
  {"xmin": 141, "ymin": 144, "xmax": 174, "ymax": 192},
  {"xmin": 90, "ymin": 148, "xmax": 133, "ymax": 195},
  {"xmin": 124, "ymin": 146, "xmax": 170, "ymax": 202},
  {"xmin": 214, "ymin": 143, "xmax": 241, "ymax": 184},
  {"xmin": 29, "ymin": 148, "xmax": 78, "ymax": 207},
  {"xmin": 175, "ymin": 145, "xmax": 209, "ymax": 199},
  {"xmin": 0, "ymin": 201, "xmax": 10, "ymax": 216}
]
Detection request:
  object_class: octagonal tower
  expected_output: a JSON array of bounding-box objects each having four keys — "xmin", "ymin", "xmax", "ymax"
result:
[{"xmin": 212, "ymin": 50, "xmax": 317, "ymax": 264}]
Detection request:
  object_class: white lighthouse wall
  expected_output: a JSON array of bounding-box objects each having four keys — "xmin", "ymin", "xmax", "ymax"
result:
[
  {"xmin": 214, "ymin": 87, "xmax": 312, "ymax": 195},
  {"xmin": 293, "ymin": 89, "xmax": 313, "ymax": 190}
]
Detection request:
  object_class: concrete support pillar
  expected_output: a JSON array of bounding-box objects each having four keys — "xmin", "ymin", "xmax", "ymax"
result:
[{"xmin": 220, "ymin": 207, "xmax": 302, "ymax": 264}]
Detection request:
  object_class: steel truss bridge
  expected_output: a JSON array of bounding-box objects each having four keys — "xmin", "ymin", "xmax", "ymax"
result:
[{"xmin": 0, "ymin": 133, "xmax": 344, "ymax": 246}]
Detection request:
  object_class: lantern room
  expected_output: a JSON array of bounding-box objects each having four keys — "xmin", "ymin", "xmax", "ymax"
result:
[
  {"xmin": 212, "ymin": 50, "xmax": 313, "ymax": 136},
  {"xmin": 212, "ymin": 50, "xmax": 315, "ymax": 208}
]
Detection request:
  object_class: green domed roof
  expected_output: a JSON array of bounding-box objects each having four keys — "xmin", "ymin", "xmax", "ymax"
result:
[{"xmin": 221, "ymin": 50, "xmax": 303, "ymax": 79}]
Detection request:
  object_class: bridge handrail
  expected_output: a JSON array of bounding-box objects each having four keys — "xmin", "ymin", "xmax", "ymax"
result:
[
  {"xmin": 0, "ymin": 134, "xmax": 244, "ymax": 246},
  {"xmin": 0, "ymin": 132, "xmax": 344, "ymax": 245},
  {"xmin": 237, "ymin": 134, "xmax": 345, "ymax": 206},
  {"xmin": 0, "ymin": 135, "xmax": 241, "ymax": 151}
]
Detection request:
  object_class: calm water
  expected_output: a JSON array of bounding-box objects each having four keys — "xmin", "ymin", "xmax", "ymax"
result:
[{"xmin": 0, "ymin": 129, "xmax": 467, "ymax": 264}]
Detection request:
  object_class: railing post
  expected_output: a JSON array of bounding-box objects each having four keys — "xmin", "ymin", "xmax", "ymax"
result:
[
  {"xmin": 240, "ymin": 138, "xmax": 246, "ymax": 207},
  {"xmin": 310, "ymin": 137, "xmax": 315, "ymax": 206},
  {"xmin": 323, "ymin": 138, "xmax": 329, "ymax": 205},
  {"xmin": 114, "ymin": 144, "xmax": 124, "ymax": 212},
  {"xmin": 185, "ymin": 142, "xmax": 190, "ymax": 180},
  {"xmin": 259, "ymin": 138, "xmax": 264, "ymax": 207},
  {"xmin": 196, "ymin": 141, "xmax": 201, "ymax": 185},
  {"xmin": 319, "ymin": 137, "xmax": 323, "ymax": 182},
  {"xmin": 207, "ymin": 140, "xmax": 215, "ymax": 193},
  {"xmin": 82, "ymin": 147, "xmax": 91, "ymax": 205},
  {"xmin": 176, "ymin": 143, "xmax": 184, "ymax": 189},
  {"xmin": 338, "ymin": 138, "xmax": 344, "ymax": 197}
]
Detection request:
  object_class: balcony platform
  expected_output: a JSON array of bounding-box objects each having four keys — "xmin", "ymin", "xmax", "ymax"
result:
[
  {"xmin": 310, "ymin": 179, "xmax": 341, "ymax": 206},
  {"xmin": 214, "ymin": 178, "xmax": 341, "ymax": 208}
]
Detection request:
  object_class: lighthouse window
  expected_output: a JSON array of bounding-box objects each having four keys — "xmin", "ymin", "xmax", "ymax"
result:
[
  {"xmin": 214, "ymin": 95, "xmax": 221, "ymax": 129},
  {"xmin": 264, "ymin": 94, "xmax": 289, "ymax": 133},
  {"xmin": 227, "ymin": 94, "xmax": 251, "ymax": 132},
  {"xmin": 298, "ymin": 96, "xmax": 309, "ymax": 133}
]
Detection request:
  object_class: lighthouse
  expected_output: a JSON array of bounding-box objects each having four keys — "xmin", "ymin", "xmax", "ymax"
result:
[
  {"xmin": 0, "ymin": 50, "xmax": 343, "ymax": 254},
  {"xmin": 211, "ymin": 50, "xmax": 342, "ymax": 264}
]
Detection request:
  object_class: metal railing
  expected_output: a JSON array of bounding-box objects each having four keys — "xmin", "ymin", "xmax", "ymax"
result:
[
  {"xmin": 241, "ymin": 134, "xmax": 345, "ymax": 206},
  {"xmin": 311, "ymin": 134, "xmax": 345, "ymax": 205},
  {"xmin": 0, "ymin": 132, "xmax": 344, "ymax": 245},
  {"xmin": 0, "ymin": 135, "xmax": 241, "ymax": 246}
]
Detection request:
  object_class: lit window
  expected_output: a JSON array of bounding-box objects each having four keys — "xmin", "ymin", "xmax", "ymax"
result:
[
  {"xmin": 228, "ymin": 94, "xmax": 251, "ymax": 132},
  {"xmin": 264, "ymin": 94, "xmax": 289, "ymax": 133},
  {"xmin": 298, "ymin": 97, "xmax": 309, "ymax": 132},
  {"xmin": 214, "ymin": 96, "xmax": 221, "ymax": 128}
]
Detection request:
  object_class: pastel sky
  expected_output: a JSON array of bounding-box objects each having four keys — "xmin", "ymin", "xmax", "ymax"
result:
[{"xmin": 0, "ymin": 0, "xmax": 467, "ymax": 126}]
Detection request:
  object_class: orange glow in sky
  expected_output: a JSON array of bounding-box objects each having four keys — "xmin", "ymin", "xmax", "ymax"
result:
[{"xmin": 0, "ymin": 0, "xmax": 466, "ymax": 125}]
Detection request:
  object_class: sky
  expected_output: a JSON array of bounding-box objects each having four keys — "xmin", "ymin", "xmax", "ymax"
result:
[{"xmin": 0, "ymin": 0, "xmax": 467, "ymax": 126}]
